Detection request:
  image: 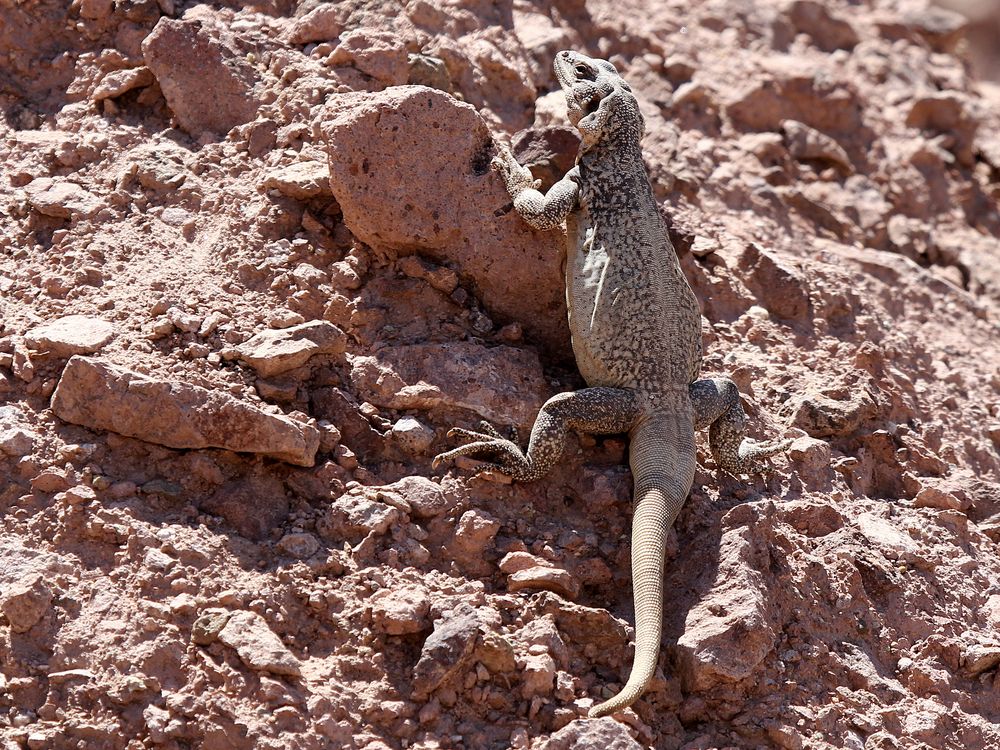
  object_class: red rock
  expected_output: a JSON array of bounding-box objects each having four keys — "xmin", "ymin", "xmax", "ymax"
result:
[
  {"xmin": 370, "ymin": 584, "xmax": 431, "ymax": 635},
  {"xmin": 322, "ymin": 86, "xmax": 570, "ymax": 353},
  {"xmin": 51, "ymin": 357, "xmax": 319, "ymax": 466},
  {"xmin": 141, "ymin": 18, "xmax": 260, "ymax": 136},
  {"xmin": 236, "ymin": 321, "xmax": 346, "ymax": 377}
]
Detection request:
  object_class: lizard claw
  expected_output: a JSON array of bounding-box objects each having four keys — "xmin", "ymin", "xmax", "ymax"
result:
[{"xmin": 434, "ymin": 421, "xmax": 535, "ymax": 481}]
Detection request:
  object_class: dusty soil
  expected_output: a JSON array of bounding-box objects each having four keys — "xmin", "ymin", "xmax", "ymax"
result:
[{"xmin": 2, "ymin": 1, "xmax": 1000, "ymax": 749}]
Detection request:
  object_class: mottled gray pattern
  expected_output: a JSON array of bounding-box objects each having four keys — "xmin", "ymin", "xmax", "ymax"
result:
[{"xmin": 435, "ymin": 51, "xmax": 791, "ymax": 716}]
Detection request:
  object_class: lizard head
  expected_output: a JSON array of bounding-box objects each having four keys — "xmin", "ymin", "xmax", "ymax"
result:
[{"xmin": 554, "ymin": 50, "xmax": 644, "ymax": 151}]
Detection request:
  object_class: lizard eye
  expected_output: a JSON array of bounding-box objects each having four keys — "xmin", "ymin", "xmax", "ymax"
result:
[{"xmin": 574, "ymin": 63, "xmax": 596, "ymax": 81}]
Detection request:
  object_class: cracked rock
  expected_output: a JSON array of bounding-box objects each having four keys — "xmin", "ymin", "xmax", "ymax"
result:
[{"xmin": 51, "ymin": 356, "xmax": 319, "ymax": 466}]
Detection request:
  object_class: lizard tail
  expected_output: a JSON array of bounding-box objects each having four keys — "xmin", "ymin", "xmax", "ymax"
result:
[{"xmin": 589, "ymin": 412, "xmax": 696, "ymax": 718}]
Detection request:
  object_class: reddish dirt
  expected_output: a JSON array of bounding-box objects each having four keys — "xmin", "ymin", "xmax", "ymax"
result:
[{"xmin": 1, "ymin": 1, "xmax": 999, "ymax": 749}]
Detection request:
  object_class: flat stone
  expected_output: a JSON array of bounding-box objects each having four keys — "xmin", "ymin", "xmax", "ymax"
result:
[
  {"xmin": 217, "ymin": 610, "xmax": 301, "ymax": 676},
  {"xmin": 260, "ymin": 160, "xmax": 333, "ymax": 200},
  {"xmin": 24, "ymin": 178, "xmax": 101, "ymax": 219},
  {"xmin": 25, "ymin": 315, "xmax": 114, "ymax": 357},
  {"xmin": 51, "ymin": 356, "xmax": 319, "ymax": 466},
  {"xmin": 92, "ymin": 66, "xmax": 155, "ymax": 101},
  {"xmin": 237, "ymin": 321, "xmax": 346, "ymax": 378},
  {"xmin": 508, "ymin": 566, "xmax": 581, "ymax": 601}
]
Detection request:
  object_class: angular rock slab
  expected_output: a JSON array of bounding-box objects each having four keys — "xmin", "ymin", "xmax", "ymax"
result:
[
  {"xmin": 217, "ymin": 610, "xmax": 301, "ymax": 676},
  {"xmin": 26, "ymin": 315, "xmax": 114, "ymax": 357},
  {"xmin": 142, "ymin": 18, "xmax": 260, "ymax": 136},
  {"xmin": 236, "ymin": 320, "xmax": 346, "ymax": 378},
  {"xmin": 322, "ymin": 86, "xmax": 570, "ymax": 354},
  {"xmin": 51, "ymin": 357, "xmax": 319, "ymax": 466}
]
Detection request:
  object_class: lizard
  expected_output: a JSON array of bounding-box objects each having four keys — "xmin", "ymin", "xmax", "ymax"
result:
[{"xmin": 433, "ymin": 50, "xmax": 792, "ymax": 718}]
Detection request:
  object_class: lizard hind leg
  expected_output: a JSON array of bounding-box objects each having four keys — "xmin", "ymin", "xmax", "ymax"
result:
[
  {"xmin": 690, "ymin": 377, "xmax": 792, "ymax": 475},
  {"xmin": 433, "ymin": 387, "xmax": 640, "ymax": 482}
]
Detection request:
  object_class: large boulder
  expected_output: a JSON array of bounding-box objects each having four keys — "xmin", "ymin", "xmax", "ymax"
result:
[{"xmin": 322, "ymin": 86, "xmax": 570, "ymax": 354}]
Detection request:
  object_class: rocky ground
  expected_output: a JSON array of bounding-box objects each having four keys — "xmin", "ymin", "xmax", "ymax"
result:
[{"xmin": 1, "ymin": 1, "xmax": 1000, "ymax": 748}]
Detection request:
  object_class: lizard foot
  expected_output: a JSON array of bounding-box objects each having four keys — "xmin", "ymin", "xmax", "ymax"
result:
[
  {"xmin": 719, "ymin": 437, "xmax": 794, "ymax": 476},
  {"xmin": 432, "ymin": 422, "xmax": 535, "ymax": 481},
  {"xmin": 491, "ymin": 142, "xmax": 540, "ymax": 197}
]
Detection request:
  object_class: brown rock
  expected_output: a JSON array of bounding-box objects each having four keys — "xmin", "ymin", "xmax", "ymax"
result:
[
  {"xmin": 236, "ymin": 321, "xmax": 346, "ymax": 378},
  {"xmin": 787, "ymin": 0, "xmax": 860, "ymax": 51},
  {"xmin": 511, "ymin": 125, "xmax": 580, "ymax": 191},
  {"xmin": 377, "ymin": 476, "xmax": 458, "ymax": 519},
  {"xmin": 25, "ymin": 315, "xmax": 114, "ymax": 357},
  {"xmin": 508, "ymin": 566, "xmax": 581, "ymax": 601},
  {"xmin": 519, "ymin": 652, "xmax": 557, "ymax": 698},
  {"xmin": 142, "ymin": 18, "xmax": 260, "ymax": 136},
  {"xmin": 285, "ymin": 3, "xmax": 348, "ymax": 44},
  {"xmin": 51, "ymin": 357, "xmax": 319, "ymax": 466},
  {"xmin": 737, "ymin": 243, "xmax": 811, "ymax": 321},
  {"xmin": 349, "ymin": 341, "xmax": 549, "ymax": 435},
  {"xmin": 677, "ymin": 503, "xmax": 779, "ymax": 690},
  {"xmin": 541, "ymin": 718, "xmax": 644, "ymax": 750},
  {"xmin": 217, "ymin": 610, "xmax": 301, "ymax": 676},
  {"xmin": 327, "ymin": 30, "xmax": 409, "ymax": 87},
  {"xmin": 201, "ymin": 474, "xmax": 289, "ymax": 541},
  {"xmin": 322, "ymin": 86, "xmax": 569, "ymax": 353},
  {"xmin": 276, "ymin": 532, "xmax": 320, "ymax": 559},
  {"xmin": 451, "ymin": 509, "xmax": 501, "ymax": 558},
  {"xmin": 1, "ymin": 574, "xmax": 51, "ymax": 633},
  {"xmin": 316, "ymin": 491, "xmax": 402, "ymax": 542},
  {"xmin": 914, "ymin": 486, "xmax": 969, "ymax": 512},
  {"xmin": 413, "ymin": 604, "xmax": 485, "ymax": 697},
  {"xmin": 781, "ymin": 120, "xmax": 853, "ymax": 173},
  {"xmin": 370, "ymin": 584, "xmax": 431, "ymax": 635}
]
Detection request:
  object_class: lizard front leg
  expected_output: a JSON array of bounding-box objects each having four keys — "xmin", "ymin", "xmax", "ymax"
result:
[
  {"xmin": 433, "ymin": 387, "xmax": 639, "ymax": 481},
  {"xmin": 690, "ymin": 378, "xmax": 792, "ymax": 475},
  {"xmin": 492, "ymin": 142, "xmax": 579, "ymax": 231}
]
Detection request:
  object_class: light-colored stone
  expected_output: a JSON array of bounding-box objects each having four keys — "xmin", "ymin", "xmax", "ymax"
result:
[
  {"xmin": 260, "ymin": 160, "xmax": 332, "ymax": 200},
  {"xmin": 276, "ymin": 532, "xmax": 320, "ymax": 559},
  {"xmin": 237, "ymin": 321, "xmax": 346, "ymax": 377},
  {"xmin": 92, "ymin": 67, "xmax": 155, "ymax": 101},
  {"xmin": 508, "ymin": 566, "xmax": 581, "ymax": 601},
  {"xmin": 391, "ymin": 416, "xmax": 436, "ymax": 454},
  {"xmin": 370, "ymin": 584, "xmax": 431, "ymax": 635},
  {"xmin": 25, "ymin": 315, "xmax": 114, "ymax": 357},
  {"xmin": 914, "ymin": 486, "xmax": 969, "ymax": 511},
  {"xmin": 540, "ymin": 718, "xmax": 644, "ymax": 750},
  {"xmin": 51, "ymin": 356, "xmax": 319, "ymax": 466},
  {"xmin": 24, "ymin": 179, "xmax": 101, "ymax": 219},
  {"xmin": 217, "ymin": 610, "xmax": 300, "ymax": 676}
]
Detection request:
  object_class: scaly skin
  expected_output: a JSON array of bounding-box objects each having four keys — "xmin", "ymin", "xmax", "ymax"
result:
[{"xmin": 434, "ymin": 51, "xmax": 791, "ymax": 717}]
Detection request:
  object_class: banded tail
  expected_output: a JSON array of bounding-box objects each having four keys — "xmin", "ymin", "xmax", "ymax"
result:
[{"xmin": 589, "ymin": 412, "xmax": 696, "ymax": 718}]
